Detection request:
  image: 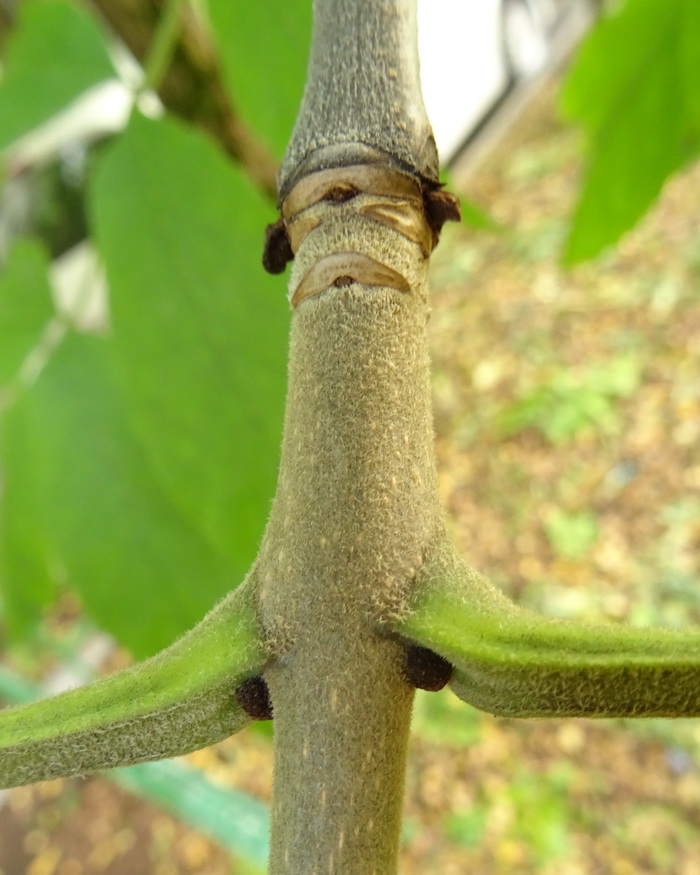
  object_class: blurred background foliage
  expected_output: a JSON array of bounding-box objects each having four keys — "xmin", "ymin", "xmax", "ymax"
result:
[
  {"xmin": 0, "ymin": 0, "xmax": 699, "ymax": 872},
  {"xmin": 0, "ymin": 0, "xmax": 309, "ymax": 656},
  {"xmin": 0, "ymin": 0, "xmax": 697, "ymax": 655}
]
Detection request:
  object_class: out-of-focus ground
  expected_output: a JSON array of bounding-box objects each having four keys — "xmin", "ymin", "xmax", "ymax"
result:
[
  {"xmin": 2, "ymin": 82, "xmax": 700, "ymax": 874},
  {"xmin": 407, "ymin": 80, "xmax": 700, "ymax": 874}
]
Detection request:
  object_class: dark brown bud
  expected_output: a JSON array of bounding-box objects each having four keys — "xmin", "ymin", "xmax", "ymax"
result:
[
  {"xmin": 423, "ymin": 188, "xmax": 461, "ymax": 238},
  {"xmin": 332, "ymin": 275, "xmax": 355, "ymax": 288},
  {"xmin": 404, "ymin": 645, "xmax": 453, "ymax": 692},
  {"xmin": 262, "ymin": 218, "xmax": 294, "ymax": 274},
  {"xmin": 235, "ymin": 675, "xmax": 273, "ymax": 720},
  {"xmin": 321, "ymin": 184, "xmax": 359, "ymax": 203}
]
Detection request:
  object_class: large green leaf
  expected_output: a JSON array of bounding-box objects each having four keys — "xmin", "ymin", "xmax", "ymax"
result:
[
  {"xmin": 90, "ymin": 113, "xmax": 288, "ymax": 578},
  {"xmin": 0, "ymin": 0, "xmax": 114, "ymax": 150},
  {"xmin": 680, "ymin": 0, "xmax": 700, "ymax": 127},
  {"xmin": 560, "ymin": 0, "xmax": 700, "ymax": 263},
  {"xmin": 0, "ymin": 239, "xmax": 56, "ymax": 637},
  {"xmin": 15, "ymin": 333, "xmax": 242, "ymax": 658},
  {"xmin": 207, "ymin": 0, "xmax": 311, "ymax": 159}
]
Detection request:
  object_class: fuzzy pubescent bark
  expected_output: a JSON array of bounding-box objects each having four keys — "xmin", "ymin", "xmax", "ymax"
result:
[
  {"xmin": 278, "ymin": 0, "xmax": 439, "ymax": 199},
  {"xmin": 4, "ymin": 0, "xmax": 700, "ymax": 854},
  {"xmin": 257, "ymin": 3, "xmax": 447, "ymax": 869},
  {"xmin": 397, "ymin": 545, "xmax": 700, "ymax": 717},
  {"xmin": 0, "ymin": 581, "xmax": 266, "ymax": 787},
  {"xmin": 258, "ymin": 210, "xmax": 445, "ymax": 871}
]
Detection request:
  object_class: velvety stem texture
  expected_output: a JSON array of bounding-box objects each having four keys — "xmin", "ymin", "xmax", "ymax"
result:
[
  {"xmin": 257, "ymin": 211, "xmax": 444, "ymax": 870},
  {"xmin": 3, "ymin": 0, "xmax": 700, "ymax": 857},
  {"xmin": 278, "ymin": 0, "xmax": 439, "ymax": 198},
  {"xmin": 259, "ymin": 2, "xmax": 444, "ymax": 869}
]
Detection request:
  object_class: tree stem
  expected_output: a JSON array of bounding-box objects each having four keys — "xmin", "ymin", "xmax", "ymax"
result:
[
  {"xmin": 258, "ymin": 2, "xmax": 446, "ymax": 869},
  {"xmin": 257, "ymin": 192, "xmax": 444, "ymax": 870},
  {"xmin": 265, "ymin": 633, "xmax": 414, "ymax": 873},
  {"xmin": 278, "ymin": 0, "xmax": 438, "ymax": 198},
  {"xmin": 260, "ymin": 273, "xmax": 444, "ymax": 872}
]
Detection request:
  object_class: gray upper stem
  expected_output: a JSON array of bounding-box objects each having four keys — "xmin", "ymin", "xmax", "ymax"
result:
[{"xmin": 278, "ymin": 0, "xmax": 439, "ymax": 198}]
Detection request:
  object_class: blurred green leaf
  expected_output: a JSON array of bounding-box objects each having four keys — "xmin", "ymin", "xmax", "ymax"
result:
[
  {"xmin": 562, "ymin": 0, "xmax": 676, "ymax": 135},
  {"xmin": 444, "ymin": 807, "xmax": 487, "ymax": 850},
  {"xmin": 0, "ymin": 238, "xmax": 54, "ymax": 386},
  {"xmin": 498, "ymin": 356, "xmax": 640, "ymax": 444},
  {"xmin": 0, "ymin": 400, "xmax": 55, "ymax": 640},
  {"xmin": 0, "ymin": 239, "xmax": 56, "ymax": 637},
  {"xmin": 680, "ymin": 0, "xmax": 700, "ymax": 126},
  {"xmin": 509, "ymin": 765, "xmax": 573, "ymax": 865},
  {"xmin": 561, "ymin": 0, "xmax": 700, "ymax": 263},
  {"xmin": 544, "ymin": 509, "xmax": 598, "ymax": 560},
  {"xmin": 0, "ymin": 0, "xmax": 114, "ymax": 150},
  {"xmin": 206, "ymin": 0, "xmax": 312, "ymax": 159},
  {"xmin": 11, "ymin": 333, "xmax": 241, "ymax": 658},
  {"xmin": 90, "ymin": 113, "xmax": 288, "ymax": 580}
]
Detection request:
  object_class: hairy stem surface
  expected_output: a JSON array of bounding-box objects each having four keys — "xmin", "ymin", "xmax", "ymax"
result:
[
  {"xmin": 259, "ymin": 273, "xmax": 445, "ymax": 870},
  {"xmin": 278, "ymin": 0, "xmax": 438, "ymax": 197},
  {"xmin": 256, "ymin": 2, "xmax": 447, "ymax": 870}
]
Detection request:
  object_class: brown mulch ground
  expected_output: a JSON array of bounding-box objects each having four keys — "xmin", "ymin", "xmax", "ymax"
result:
[{"xmin": 2, "ymin": 81, "xmax": 700, "ymax": 874}]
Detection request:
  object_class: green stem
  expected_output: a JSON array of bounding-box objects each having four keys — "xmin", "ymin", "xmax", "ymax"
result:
[
  {"xmin": 396, "ymin": 545, "xmax": 700, "ymax": 717},
  {"xmin": 139, "ymin": 0, "xmax": 188, "ymax": 96},
  {"xmin": 0, "ymin": 581, "xmax": 266, "ymax": 787}
]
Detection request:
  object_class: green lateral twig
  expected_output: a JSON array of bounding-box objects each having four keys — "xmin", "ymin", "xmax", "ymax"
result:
[
  {"xmin": 395, "ymin": 545, "xmax": 700, "ymax": 718},
  {"xmin": 138, "ymin": 0, "xmax": 188, "ymax": 96},
  {"xmin": 0, "ymin": 581, "xmax": 267, "ymax": 788}
]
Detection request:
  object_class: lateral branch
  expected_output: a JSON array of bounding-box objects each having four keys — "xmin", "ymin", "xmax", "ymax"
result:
[{"xmin": 86, "ymin": 0, "xmax": 278, "ymax": 200}]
